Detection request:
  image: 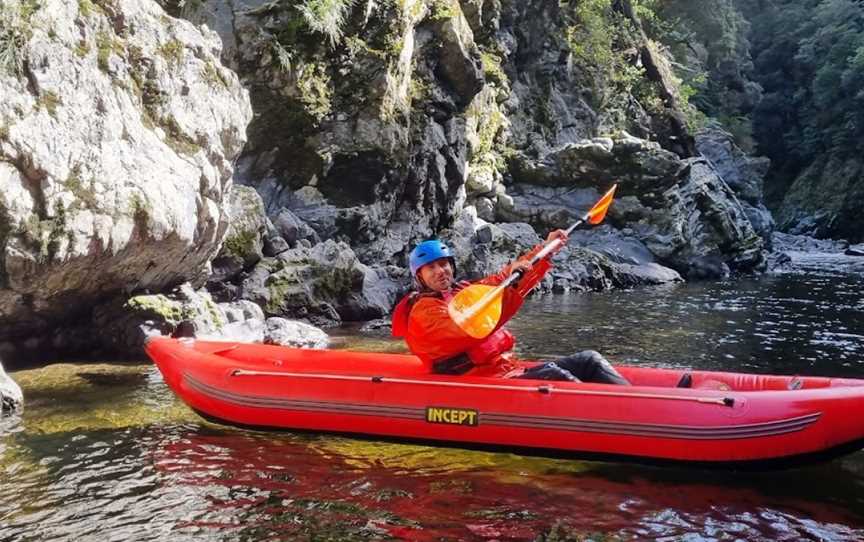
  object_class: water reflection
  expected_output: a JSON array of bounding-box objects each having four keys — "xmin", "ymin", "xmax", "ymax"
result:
[{"xmin": 4, "ymin": 423, "xmax": 863, "ymax": 540}]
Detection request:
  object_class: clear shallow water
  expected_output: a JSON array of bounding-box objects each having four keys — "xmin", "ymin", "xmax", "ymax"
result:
[{"xmin": 2, "ymin": 257, "xmax": 864, "ymax": 541}]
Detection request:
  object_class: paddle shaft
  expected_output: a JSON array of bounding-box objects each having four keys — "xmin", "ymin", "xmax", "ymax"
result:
[{"xmin": 451, "ymin": 213, "xmax": 589, "ymax": 326}]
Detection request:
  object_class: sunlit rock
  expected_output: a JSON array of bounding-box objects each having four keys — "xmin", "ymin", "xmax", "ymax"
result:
[
  {"xmin": 0, "ymin": 359, "xmax": 23, "ymax": 414},
  {"xmin": 0, "ymin": 0, "xmax": 252, "ymax": 358}
]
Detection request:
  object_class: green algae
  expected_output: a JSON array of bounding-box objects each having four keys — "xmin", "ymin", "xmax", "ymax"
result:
[{"xmin": 9, "ymin": 362, "xmax": 195, "ymax": 434}]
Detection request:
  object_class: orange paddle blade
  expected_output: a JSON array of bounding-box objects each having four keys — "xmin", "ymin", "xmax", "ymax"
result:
[
  {"xmin": 447, "ymin": 284, "xmax": 502, "ymax": 339},
  {"xmin": 586, "ymin": 184, "xmax": 617, "ymax": 225}
]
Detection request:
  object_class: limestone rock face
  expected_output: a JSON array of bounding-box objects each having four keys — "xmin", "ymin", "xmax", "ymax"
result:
[
  {"xmin": 501, "ymin": 133, "xmax": 765, "ymax": 279},
  {"xmin": 238, "ymin": 240, "xmax": 405, "ymax": 327},
  {"xmin": 189, "ymin": 0, "xmax": 484, "ymax": 265},
  {"xmin": 444, "ymin": 206, "xmax": 682, "ymax": 292},
  {"xmin": 696, "ymin": 128, "xmax": 774, "ymax": 249},
  {"xmin": 0, "ymin": 0, "xmax": 252, "ymax": 356},
  {"xmin": 178, "ymin": 0, "xmax": 768, "ymax": 285},
  {"xmin": 209, "ymin": 185, "xmax": 268, "ymax": 283},
  {"xmin": 98, "ymin": 283, "xmax": 329, "ymax": 352}
]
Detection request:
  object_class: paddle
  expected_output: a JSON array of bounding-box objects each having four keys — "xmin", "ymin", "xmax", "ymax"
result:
[{"xmin": 448, "ymin": 184, "xmax": 618, "ymax": 339}]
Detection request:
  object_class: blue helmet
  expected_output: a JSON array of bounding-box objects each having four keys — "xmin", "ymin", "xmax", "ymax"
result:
[{"xmin": 409, "ymin": 239, "xmax": 455, "ymax": 276}]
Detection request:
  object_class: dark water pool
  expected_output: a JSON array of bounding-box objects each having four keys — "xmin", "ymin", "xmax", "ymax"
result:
[{"xmin": 2, "ymin": 253, "xmax": 863, "ymax": 541}]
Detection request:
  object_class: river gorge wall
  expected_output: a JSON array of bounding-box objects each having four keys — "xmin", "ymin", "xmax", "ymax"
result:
[{"xmin": 0, "ymin": 0, "xmax": 773, "ymax": 362}]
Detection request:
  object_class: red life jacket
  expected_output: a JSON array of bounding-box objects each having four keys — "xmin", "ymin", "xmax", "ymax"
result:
[
  {"xmin": 391, "ymin": 283, "xmax": 516, "ymax": 373},
  {"xmin": 391, "ymin": 244, "xmax": 552, "ymax": 374},
  {"xmin": 465, "ymin": 327, "xmax": 515, "ymax": 365}
]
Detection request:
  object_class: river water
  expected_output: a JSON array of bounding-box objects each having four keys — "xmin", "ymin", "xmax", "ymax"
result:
[{"xmin": 2, "ymin": 252, "xmax": 863, "ymax": 541}]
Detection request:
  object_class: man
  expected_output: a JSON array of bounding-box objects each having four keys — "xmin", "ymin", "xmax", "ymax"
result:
[{"xmin": 391, "ymin": 233, "xmax": 630, "ymax": 384}]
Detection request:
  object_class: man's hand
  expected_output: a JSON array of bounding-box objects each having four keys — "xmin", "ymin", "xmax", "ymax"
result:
[
  {"xmin": 543, "ymin": 229, "xmax": 569, "ymax": 259},
  {"xmin": 545, "ymin": 229, "xmax": 568, "ymax": 245},
  {"xmin": 509, "ymin": 260, "xmax": 532, "ymax": 276}
]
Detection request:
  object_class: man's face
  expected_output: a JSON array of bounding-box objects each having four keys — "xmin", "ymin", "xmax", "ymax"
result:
[{"xmin": 417, "ymin": 258, "xmax": 453, "ymax": 292}]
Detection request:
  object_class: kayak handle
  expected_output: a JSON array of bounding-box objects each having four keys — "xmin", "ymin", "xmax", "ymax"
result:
[{"xmin": 231, "ymin": 370, "xmax": 736, "ymax": 407}]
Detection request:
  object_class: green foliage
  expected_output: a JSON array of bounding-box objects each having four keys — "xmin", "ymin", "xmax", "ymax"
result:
[
  {"xmin": 480, "ymin": 51, "xmax": 508, "ymax": 87},
  {"xmin": 647, "ymin": 0, "xmax": 752, "ymax": 146},
  {"xmin": 271, "ymin": 39, "xmax": 294, "ymax": 73},
  {"xmin": 564, "ymin": 0, "xmax": 645, "ymax": 113},
  {"xmin": 223, "ymin": 229, "xmax": 258, "ymax": 259},
  {"xmin": 0, "ymin": 1, "xmax": 37, "ymax": 76},
  {"xmin": 74, "ymin": 40, "xmax": 90, "ymax": 58},
  {"xmin": 0, "ymin": 24, "xmax": 26, "ymax": 76},
  {"xmin": 718, "ymin": 114, "xmax": 754, "ymax": 152},
  {"xmin": 297, "ymin": 0, "xmax": 356, "ymax": 48},
  {"xmin": 566, "ymin": 0, "xmax": 618, "ymax": 69},
  {"xmin": 745, "ymin": 0, "xmax": 864, "ymax": 175}
]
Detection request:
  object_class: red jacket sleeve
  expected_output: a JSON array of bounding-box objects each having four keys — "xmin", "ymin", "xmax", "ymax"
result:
[{"xmin": 475, "ymin": 242, "xmax": 553, "ymax": 327}]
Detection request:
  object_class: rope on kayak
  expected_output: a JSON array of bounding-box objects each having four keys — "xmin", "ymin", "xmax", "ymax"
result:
[{"xmin": 230, "ymin": 370, "xmax": 735, "ymax": 407}]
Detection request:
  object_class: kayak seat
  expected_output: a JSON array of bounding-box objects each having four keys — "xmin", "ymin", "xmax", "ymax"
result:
[{"xmin": 676, "ymin": 373, "xmax": 692, "ymax": 388}]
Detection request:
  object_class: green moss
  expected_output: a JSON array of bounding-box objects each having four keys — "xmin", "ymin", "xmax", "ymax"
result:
[
  {"xmin": 265, "ymin": 277, "xmax": 293, "ymax": 314},
  {"xmin": 297, "ymin": 62, "xmax": 333, "ymax": 123},
  {"xmin": 64, "ymin": 165, "xmax": 102, "ymax": 211},
  {"xmin": 19, "ymin": 202, "xmax": 69, "ymax": 262},
  {"xmin": 74, "ymin": 39, "xmax": 90, "ymax": 58},
  {"xmin": 161, "ymin": 116, "xmax": 201, "ymax": 156},
  {"xmin": 19, "ymin": 0, "xmax": 40, "ymax": 20},
  {"xmin": 409, "ymin": 76, "xmax": 430, "ymax": 102},
  {"xmin": 78, "ymin": 0, "xmax": 95, "ymax": 17},
  {"xmin": 222, "ymin": 229, "xmax": 258, "ymax": 259},
  {"xmin": 202, "ymin": 60, "xmax": 229, "ymax": 87},
  {"xmin": 126, "ymin": 294, "xmax": 187, "ymax": 323},
  {"xmin": 157, "ymin": 38, "xmax": 184, "ymax": 67},
  {"xmin": 203, "ymin": 296, "xmax": 224, "ymax": 330},
  {"xmin": 132, "ymin": 54, "xmax": 201, "ymax": 157},
  {"xmin": 480, "ymin": 51, "xmax": 508, "ymax": 87},
  {"xmin": 96, "ymin": 31, "xmax": 123, "ymax": 72},
  {"xmin": 36, "ymin": 91, "xmax": 61, "ymax": 117},
  {"xmin": 128, "ymin": 192, "xmax": 151, "ymax": 218},
  {"xmin": 429, "ymin": 0, "xmax": 459, "ymax": 20},
  {"xmin": 469, "ymin": 102, "xmax": 504, "ymax": 157}
]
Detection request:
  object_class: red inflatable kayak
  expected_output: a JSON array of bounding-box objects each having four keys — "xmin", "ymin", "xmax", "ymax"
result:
[{"xmin": 145, "ymin": 337, "xmax": 864, "ymax": 467}]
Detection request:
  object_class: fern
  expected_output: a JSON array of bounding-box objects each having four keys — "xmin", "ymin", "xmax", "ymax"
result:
[
  {"xmin": 0, "ymin": 20, "xmax": 26, "ymax": 76},
  {"xmin": 298, "ymin": 0, "xmax": 356, "ymax": 48},
  {"xmin": 272, "ymin": 39, "xmax": 294, "ymax": 73}
]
